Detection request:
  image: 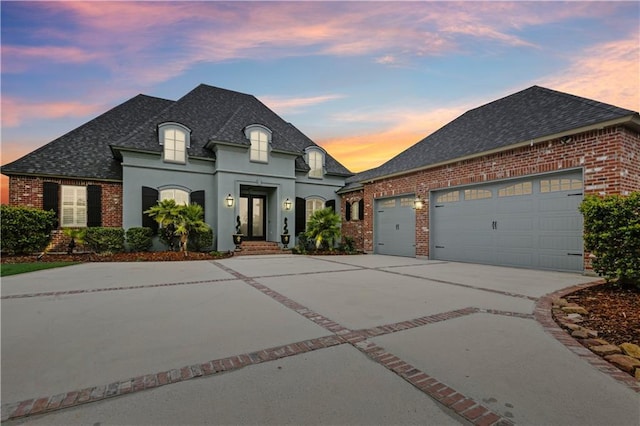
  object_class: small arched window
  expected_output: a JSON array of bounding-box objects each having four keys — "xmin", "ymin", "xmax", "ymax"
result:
[
  {"xmin": 159, "ymin": 123, "xmax": 191, "ymax": 164},
  {"xmin": 245, "ymin": 126, "xmax": 271, "ymax": 163},
  {"xmin": 305, "ymin": 198, "xmax": 325, "ymax": 224},
  {"xmin": 307, "ymin": 148, "xmax": 324, "ymax": 179},
  {"xmin": 160, "ymin": 188, "xmax": 189, "ymax": 205}
]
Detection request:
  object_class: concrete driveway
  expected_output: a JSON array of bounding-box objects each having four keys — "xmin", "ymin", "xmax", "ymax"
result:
[{"xmin": 1, "ymin": 255, "xmax": 638, "ymax": 425}]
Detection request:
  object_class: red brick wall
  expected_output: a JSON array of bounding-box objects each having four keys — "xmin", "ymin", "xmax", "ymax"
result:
[
  {"xmin": 342, "ymin": 126, "xmax": 640, "ymax": 267},
  {"xmin": 341, "ymin": 190, "xmax": 365, "ymax": 249},
  {"xmin": 8, "ymin": 176, "xmax": 123, "ymax": 227}
]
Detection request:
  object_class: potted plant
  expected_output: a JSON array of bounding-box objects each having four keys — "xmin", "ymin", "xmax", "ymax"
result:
[
  {"xmin": 280, "ymin": 217, "xmax": 290, "ymax": 249},
  {"xmin": 232, "ymin": 215, "xmax": 244, "ymax": 250}
]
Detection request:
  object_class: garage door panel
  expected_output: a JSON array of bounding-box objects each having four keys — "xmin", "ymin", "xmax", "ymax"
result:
[
  {"xmin": 374, "ymin": 197, "xmax": 415, "ymax": 257},
  {"xmin": 431, "ymin": 171, "xmax": 584, "ymax": 272},
  {"xmin": 538, "ymin": 235, "xmax": 582, "ymax": 252}
]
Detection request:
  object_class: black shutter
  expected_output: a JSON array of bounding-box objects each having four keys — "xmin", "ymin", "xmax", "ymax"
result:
[
  {"xmin": 87, "ymin": 185, "xmax": 102, "ymax": 227},
  {"xmin": 190, "ymin": 190, "xmax": 205, "ymax": 217},
  {"xmin": 142, "ymin": 186, "xmax": 159, "ymax": 234},
  {"xmin": 43, "ymin": 182, "xmax": 60, "ymax": 228},
  {"xmin": 295, "ymin": 197, "xmax": 306, "ymax": 235},
  {"xmin": 326, "ymin": 199, "xmax": 335, "ymax": 212},
  {"xmin": 345, "ymin": 201, "xmax": 351, "ymax": 221},
  {"xmin": 358, "ymin": 199, "xmax": 364, "ymax": 220}
]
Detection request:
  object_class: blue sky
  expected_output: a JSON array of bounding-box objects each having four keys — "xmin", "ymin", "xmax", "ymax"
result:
[{"xmin": 2, "ymin": 1, "xmax": 639, "ymax": 203}]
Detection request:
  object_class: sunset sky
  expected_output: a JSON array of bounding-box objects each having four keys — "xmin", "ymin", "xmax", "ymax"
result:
[{"xmin": 2, "ymin": 1, "xmax": 639, "ymax": 204}]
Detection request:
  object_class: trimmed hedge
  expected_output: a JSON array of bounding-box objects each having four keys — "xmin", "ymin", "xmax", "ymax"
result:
[
  {"xmin": 0, "ymin": 205, "xmax": 57, "ymax": 255},
  {"xmin": 85, "ymin": 227, "xmax": 125, "ymax": 254},
  {"xmin": 125, "ymin": 227, "xmax": 153, "ymax": 252},
  {"xmin": 580, "ymin": 192, "xmax": 640, "ymax": 287}
]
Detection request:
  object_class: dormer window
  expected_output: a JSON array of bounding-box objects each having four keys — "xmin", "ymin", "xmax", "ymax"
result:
[
  {"xmin": 246, "ymin": 126, "xmax": 270, "ymax": 163},
  {"xmin": 159, "ymin": 123, "xmax": 191, "ymax": 164},
  {"xmin": 307, "ymin": 148, "xmax": 324, "ymax": 179}
]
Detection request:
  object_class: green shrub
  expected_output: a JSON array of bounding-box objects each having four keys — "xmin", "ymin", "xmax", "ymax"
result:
[
  {"xmin": 85, "ymin": 227, "xmax": 125, "ymax": 254},
  {"xmin": 188, "ymin": 228, "xmax": 214, "ymax": 252},
  {"xmin": 126, "ymin": 227, "xmax": 153, "ymax": 252},
  {"xmin": 305, "ymin": 207, "xmax": 341, "ymax": 250},
  {"xmin": 0, "ymin": 205, "xmax": 57, "ymax": 255},
  {"xmin": 580, "ymin": 192, "xmax": 640, "ymax": 287},
  {"xmin": 339, "ymin": 236, "xmax": 358, "ymax": 254},
  {"xmin": 292, "ymin": 232, "xmax": 314, "ymax": 254}
]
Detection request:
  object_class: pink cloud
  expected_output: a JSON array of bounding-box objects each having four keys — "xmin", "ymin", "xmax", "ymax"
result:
[
  {"xmin": 2, "ymin": 97, "xmax": 104, "ymax": 128},
  {"xmin": 542, "ymin": 36, "xmax": 640, "ymax": 111},
  {"xmin": 259, "ymin": 94, "xmax": 345, "ymax": 115}
]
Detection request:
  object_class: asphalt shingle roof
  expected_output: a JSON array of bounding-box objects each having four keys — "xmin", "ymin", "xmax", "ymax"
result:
[
  {"xmin": 3, "ymin": 84, "xmax": 352, "ymax": 180},
  {"xmin": 348, "ymin": 85, "xmax": 638, "ymax": 184},
  {"xmin": 2, "ymin": 94, "xmax": 174, "ymax": 180}
]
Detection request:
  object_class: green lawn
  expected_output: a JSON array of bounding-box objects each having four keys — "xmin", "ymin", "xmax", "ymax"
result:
[{"xmin": 0, "ymin": 262, "xmax": 80, "ymax": 277}]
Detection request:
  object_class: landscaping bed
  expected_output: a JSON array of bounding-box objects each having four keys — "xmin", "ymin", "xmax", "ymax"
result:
[
  {"xmin": 565, "ymin": 282, "xmax": 640, "ymax": 346},
  {"xmin": 1, "ymin": 251, "xmax": 232, "ymax": 264}
]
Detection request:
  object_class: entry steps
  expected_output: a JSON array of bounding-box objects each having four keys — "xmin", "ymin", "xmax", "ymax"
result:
[{"xmin": 235, "ymin": 240, "xmax": 291, "ymax": 256}]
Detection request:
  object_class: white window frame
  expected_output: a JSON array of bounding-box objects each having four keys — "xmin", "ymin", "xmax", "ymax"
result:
[
  {"xmin": 159, "ymin": 123, "xmax": 191, "ymax": 164},
  {"xmin": 306, "ymin": 198, "xmax": 325, "ymax": 225},
  {"xmin": 246, "ymin": 126, "xmax": 270, "ymax": 163},
  {"xmin": 307, "ymin": 149, "xmax": 324, "ymax": 179},
  {"xmin": 160, "ymin": 188, "xmax": 189, "ymax": 205},
  {"xmin": 61, "ymin": 185, "xmax": 87, "ymax": 227},
  {"xmin": 351, "ymin": 200, "xmax": 360, "ymax": 221}
]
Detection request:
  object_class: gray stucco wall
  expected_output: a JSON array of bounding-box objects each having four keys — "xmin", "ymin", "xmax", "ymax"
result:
[{"xmin": 120, "ymin": 146, "xmax": 346, "ymax": 252}]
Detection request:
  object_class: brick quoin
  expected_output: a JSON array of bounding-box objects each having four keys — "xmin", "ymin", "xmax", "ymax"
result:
[
  {"xmin": 341, "ymin": 127, "xmax": 640, "ymax": 271},
  {"xmin": 9, "ymin": 176, "xmax": 123, "ymax": 227}
]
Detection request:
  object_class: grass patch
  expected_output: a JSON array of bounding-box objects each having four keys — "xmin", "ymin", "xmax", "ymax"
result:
[{"xmin": 1, "ymin": 262, "xmax": 80, "ymax": 277}]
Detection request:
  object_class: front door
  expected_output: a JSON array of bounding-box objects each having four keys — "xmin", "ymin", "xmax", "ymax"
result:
[{"xmin": 239, "ymin": 195, "xmax": 266, "ymax": 240}]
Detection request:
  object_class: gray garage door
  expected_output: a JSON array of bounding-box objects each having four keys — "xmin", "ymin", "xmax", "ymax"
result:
[
  {"xmin": 374, "ymin": 196, "xmax": 416, "ymax": 257},
  {"xmin": 430, "ymin": 171, "xmax": 584, "ymax": 272}
]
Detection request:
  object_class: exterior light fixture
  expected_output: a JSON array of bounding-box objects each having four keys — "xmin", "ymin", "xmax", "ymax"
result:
[
  {"xmin": 283, "ymin": 198, "xmax": 292, "ymax": 211},
  {"xmin": 413, "ymin": 196, "xmax": 424, "ymax": 210},
  {"xmin": 225, "ymin": 194, "xmax": 234, "ymax": 208}
]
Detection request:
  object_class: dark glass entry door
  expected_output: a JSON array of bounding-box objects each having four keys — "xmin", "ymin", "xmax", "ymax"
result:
[{"xmin": 239, "ymin": 195, "xmax": 266, "ymax": 240}]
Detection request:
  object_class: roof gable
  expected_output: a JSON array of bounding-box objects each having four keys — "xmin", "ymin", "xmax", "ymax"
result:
[{"xmin": 350, "ymin": 86, "xmax": 638, "ymax": 183}]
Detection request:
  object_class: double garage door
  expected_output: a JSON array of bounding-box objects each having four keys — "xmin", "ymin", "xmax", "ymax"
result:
[
  {"xmin": 430, "ymin": 171, "xmax": 584, "ymax": 272},
  {"xmin": 373, "ymin": 171, "xmax": 584, "ymax": 272}
]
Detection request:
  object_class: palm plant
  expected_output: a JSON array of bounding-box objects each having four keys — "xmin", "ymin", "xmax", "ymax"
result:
[
  {"xmin": 305, "ymin": 207, "xmax": 341, "ymax": 250},
  {"xmin": 144, "ymin": 200, "xmax": 211, "ymax": 254},
  {"xmin": 144, "ymin": 199, "xmax": 182, "ymax": 250},
  {"xmin": 173, "ymin": 204, "xmax": 211, "ymax": 254}
]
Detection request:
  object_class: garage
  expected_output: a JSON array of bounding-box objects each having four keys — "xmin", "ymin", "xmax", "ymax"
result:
[
  {"xmin": 374, "ymin": 195, "xmax": 416, "ymax": 257},
  {"xmin": 430, "ymin": 171, "xmax": 584, "ymax": 272}
]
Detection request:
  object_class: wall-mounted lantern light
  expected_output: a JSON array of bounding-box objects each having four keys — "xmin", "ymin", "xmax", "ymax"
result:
[
  {"xmin": 225, "ymin": 194, "xmax": 235, "ymax": 208},
  {"xmin": 413, "ymin": 196, "xmax": 424, "ymax": 210},
  {"xmin": 283, "ymin": 198, "xmax": 292, "ymax": 211}
]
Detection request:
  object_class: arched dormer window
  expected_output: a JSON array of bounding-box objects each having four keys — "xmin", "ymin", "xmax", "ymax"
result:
[
  {"xmin": 244, "ymin": 125, "xmax": 271, "ymax": 163},
  {"xmin": 159, "ymin": 123, "xmax": 191, "ymax": 164},
  {"xmin": 306, "ymin": 147, "xmax": 325, "ymax": 179}
]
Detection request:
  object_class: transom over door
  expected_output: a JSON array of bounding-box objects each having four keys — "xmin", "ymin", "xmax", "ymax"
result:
[{"xmin": 430, "ymin": 171, "xmax": 583, "ymax": 272}]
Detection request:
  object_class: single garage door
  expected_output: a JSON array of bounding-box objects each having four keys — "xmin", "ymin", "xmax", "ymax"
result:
[
  {"xmin": 374, "ymin": 195, "xmax": 416, "ymax": 257},
  {"xmin": 430, "ymin": 171, "xmax": 584, "ymax": 272}
]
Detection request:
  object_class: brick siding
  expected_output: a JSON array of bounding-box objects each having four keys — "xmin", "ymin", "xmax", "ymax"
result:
[
  {"xmin": 8, "ymin": 176, "xmax": 123, "ymax": 227},
  {"xmin": 342, "ymin": 126, "xmax": 640, "ymax": 271},
  {"xmin": 341, "ymin": 190, "xmax": 365, "ymax": 249}
]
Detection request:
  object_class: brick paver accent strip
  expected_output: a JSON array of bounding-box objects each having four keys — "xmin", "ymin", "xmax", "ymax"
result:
[
  {"xmin": 0, "ymin": 334, "xmax": 346, "ymax": 422},
  {"xmin": 535, "ymin": 280, "xmax": 640, "ymax": 393},
  {"xmin": 1, "ymin": 277, "xmax": 238, "ymax": 300}
]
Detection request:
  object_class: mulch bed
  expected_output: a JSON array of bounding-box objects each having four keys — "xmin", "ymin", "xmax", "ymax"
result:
[
  {"xmin": 0, "ymin": 251, "xmax": 232, "ymax": 264},
  {"xmin": 565, "ymin": 281, "xmax": 640, "ymax": 346}
]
